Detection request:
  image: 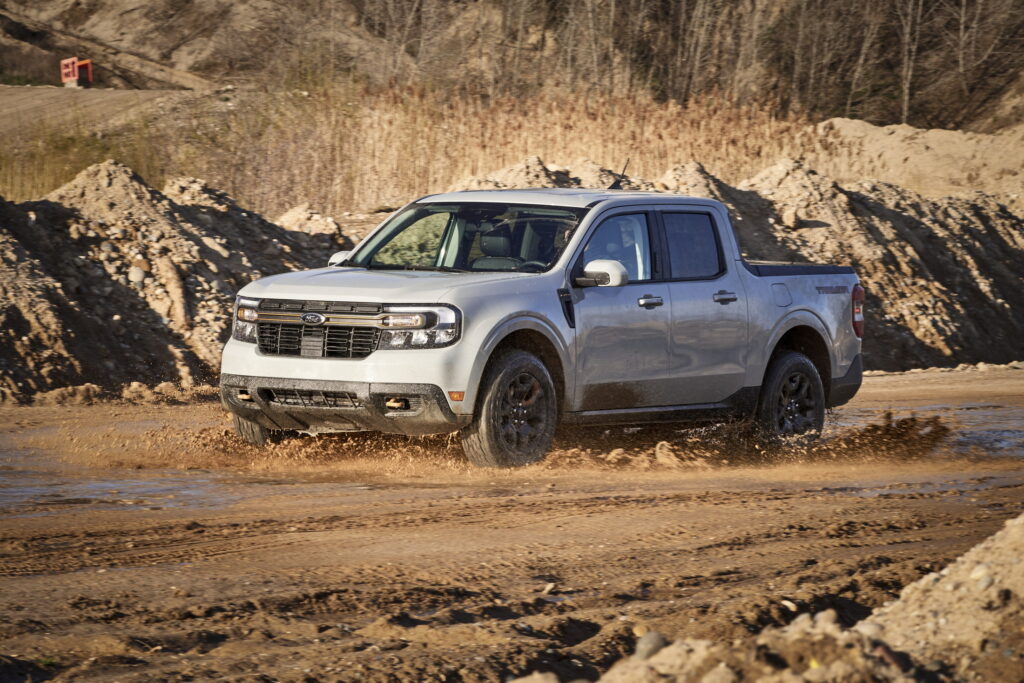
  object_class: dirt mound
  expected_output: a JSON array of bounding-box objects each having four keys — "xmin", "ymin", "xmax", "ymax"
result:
[
  {"xmin": 560, "ymin": 512, "xmax": 1024, "ymax": 682},
  {"xmin": 860, "ymin": 512, "xmax": 1024, "ymax": 680},
  {"xmin": 458, "ymin": 157, "xmax": 1024, "ymax": 371},
  {"xmin": 449, "ymin": 156, "xmax": 654, "ymax": 192},
  {"xmin": 0, "ymin": 161, "xmax": 342, "ymax": 402},
  {"xmin": 588, "ymin": 611, "xmax": 911, "ymax": 682},
  {"xmin": 807, "ymin": 117, "xmax": 1024, "ymax": 211}
]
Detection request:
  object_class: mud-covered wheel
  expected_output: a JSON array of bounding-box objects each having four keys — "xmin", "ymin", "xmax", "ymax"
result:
[
  {"xmin": 460, "ymin": 350, "xmax": 557, "ymax": 467},
  {"xmin": 233, "ymin": 413, "xmax": 272, "ymax": 446},
  {"xmin": 755, "ymin": 350, "xmax": 825, "ymax": 442}
]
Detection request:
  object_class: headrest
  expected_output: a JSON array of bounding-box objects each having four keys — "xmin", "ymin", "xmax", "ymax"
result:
[{"xmin": 480, "ymin": 225, "xmax": 512, "ymax": 257}]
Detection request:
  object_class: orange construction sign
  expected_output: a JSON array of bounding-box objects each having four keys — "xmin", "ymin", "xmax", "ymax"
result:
[{"xmin": 60, "ymin": 57, "xmax": 93, "ymax": 86}]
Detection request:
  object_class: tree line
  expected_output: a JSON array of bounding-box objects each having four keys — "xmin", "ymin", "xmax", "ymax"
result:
[{"xmin": 332, "ymin": 0, "xmax": 1024, "ymax": 129}]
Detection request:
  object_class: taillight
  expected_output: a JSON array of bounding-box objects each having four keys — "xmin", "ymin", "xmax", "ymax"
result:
[{"xmin": 851, "ymin": 284, "xmax": 865, "ymax": 338}]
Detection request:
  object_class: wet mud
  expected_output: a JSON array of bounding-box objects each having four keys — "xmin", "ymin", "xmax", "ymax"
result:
[{"xmin": 0, "ymin": 367, "xmax": 1022, "ymax": 681}]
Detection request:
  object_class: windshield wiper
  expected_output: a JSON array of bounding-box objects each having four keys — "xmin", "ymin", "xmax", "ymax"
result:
[{"xmin": 401, "ymin": 265, "xmax": 469, "ymax": 273}]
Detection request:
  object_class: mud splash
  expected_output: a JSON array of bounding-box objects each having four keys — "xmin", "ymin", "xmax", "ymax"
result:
[{"xmin": 19, "ymin": 410, "xmax": 957, "ymax": 478}]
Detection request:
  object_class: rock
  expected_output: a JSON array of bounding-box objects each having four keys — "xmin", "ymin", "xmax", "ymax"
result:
[
  {"xmin": 127, "ymin": 266, "xmax": 147, "ymax": 283},
  {"xmin": 276, "ymin": 203, "xmax": 342, "ymax": 236},
  {"xmin": 633, "ymin": 630, "xmax": 669, "ymax": 660},
  {"xmin": 510, "ymin": 673, "xmax": 559, "ymax": 683},
  {"xmin": 200, "ymin": 236, "xmax": 230, "ymax": 258},
  {"xmin": 780, "ymin": 206, "xmax": 800, "ymax": 228},
  {"xmin": 700, "ymin": 663, "xmax": 738, "ymax": 683},
  {"xmin": 969, "ymin": 563, "xmax": 991, "ymax": 580}
]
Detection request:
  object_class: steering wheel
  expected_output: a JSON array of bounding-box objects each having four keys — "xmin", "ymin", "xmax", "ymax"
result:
[{"xmin": 519, "ymin": 261, "xmax": 548, "ymax": 272}]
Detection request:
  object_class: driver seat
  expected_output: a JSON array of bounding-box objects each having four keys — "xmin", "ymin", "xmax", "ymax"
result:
[{"xmin": 471, "ymin": 224, "xmax": 521, "ymax": 271}]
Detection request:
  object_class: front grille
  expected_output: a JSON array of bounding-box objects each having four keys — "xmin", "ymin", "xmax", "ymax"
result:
[
  {"xmin": 263, "ymin": 388, "xmax": 360, "ymax": 408},
  {"xmin": 257, "ymin": 323, "xmax": 381, "ymax": 358}
]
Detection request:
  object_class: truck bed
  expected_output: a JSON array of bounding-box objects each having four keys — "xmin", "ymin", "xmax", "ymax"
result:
[{"xmin": 743, "ymin": 260, "xmax": 856, "ymax": 276}]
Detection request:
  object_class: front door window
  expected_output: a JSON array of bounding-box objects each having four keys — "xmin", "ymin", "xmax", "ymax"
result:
[{"xmin": 582, "ymin": 213, "xmax": 652, "ymax": 282}]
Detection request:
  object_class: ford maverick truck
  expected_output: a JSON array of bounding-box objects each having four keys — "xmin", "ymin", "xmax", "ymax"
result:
[{"xmin": 220, "ymin": 189, "xmax": 864, "ymax": 467}]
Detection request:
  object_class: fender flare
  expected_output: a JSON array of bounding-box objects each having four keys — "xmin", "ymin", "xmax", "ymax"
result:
[
  {"xmin": 753, "ymin": 308, "xmax": 836, "ymax": 387},
  {"xmin": 463, "ymin": 314, "xmax": 573, "ymax": 413}
]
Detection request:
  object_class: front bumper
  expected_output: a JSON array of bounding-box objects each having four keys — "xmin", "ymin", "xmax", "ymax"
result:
[{"xmin": 220, "ymin": 373, "xmax": 471, "ymax": 436}]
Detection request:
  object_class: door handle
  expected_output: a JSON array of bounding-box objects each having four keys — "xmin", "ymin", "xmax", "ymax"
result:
[
  {"xmin": 637, "ymin": 295, "xmax": 664, "ymax": 309},
  {"xmin": 713, "ymin": 290, "xmax": 738, "ymax": 305}
]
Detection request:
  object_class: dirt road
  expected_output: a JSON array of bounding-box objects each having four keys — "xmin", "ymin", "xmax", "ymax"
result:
[
  {"xmin": 0, "ymin": 85, "xmax": 187, "ymax": 140},
  {"xmin": 1, "ymin": 367, "xmax": 1022, "ymax": 681}
]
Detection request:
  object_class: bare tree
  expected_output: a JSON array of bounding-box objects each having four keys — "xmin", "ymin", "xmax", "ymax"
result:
[{"xmin": 892, "ymin": 0, "xmax": 934, "ymax": 123}]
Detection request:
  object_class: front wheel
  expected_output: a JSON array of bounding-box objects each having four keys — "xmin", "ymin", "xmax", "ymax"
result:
[
  {"xmin": 233, "ymin": 413, "xmax": 273, "ymax": 446},
  {"xmin": 460, "ymin": 350, "xmax": 558, "ymax": 467},
  {"xmin": 754, "ymin": 351, "xmax": 825, "ymax": 442}
]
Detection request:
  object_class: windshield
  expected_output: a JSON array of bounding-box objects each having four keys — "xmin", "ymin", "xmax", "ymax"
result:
[{"xmin": 347, "ymin": 202, "xmax": 590, "ymax": 273}]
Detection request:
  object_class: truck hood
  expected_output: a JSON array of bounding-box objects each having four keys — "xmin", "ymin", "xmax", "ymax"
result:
[{"xmin": 237, "ymin": 267, "xmax": 532, "ymax": 303}]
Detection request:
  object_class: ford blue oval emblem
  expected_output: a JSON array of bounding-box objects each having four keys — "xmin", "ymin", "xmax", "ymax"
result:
[{"xmin": 301, "ymin": 312, "xmax": 326, "ymax": 325}]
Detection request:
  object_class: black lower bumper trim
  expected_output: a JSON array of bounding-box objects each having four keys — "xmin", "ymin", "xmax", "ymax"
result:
[
  {"xmin": 219, "ymin": 373, "xmax": 470, "ymax": 436},
  {"xmin": 829, "ymin": 354, "xmax": 863, "ymax": 408}
]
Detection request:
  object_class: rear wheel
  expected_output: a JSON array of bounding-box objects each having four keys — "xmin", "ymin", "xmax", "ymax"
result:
[
  {"xmin": 460, "ymin": 350, "xmax": 557, "ymax": 467},
  {"xmin": 755, "ymin": 351, "xmax": 825, "ymax": 441},
  {"xmin": 233, "ymin": 413, "xmax": 272, "ymax": 446}
]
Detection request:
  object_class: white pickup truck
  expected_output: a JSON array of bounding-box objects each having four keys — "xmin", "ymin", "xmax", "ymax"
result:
[{"xmin": 220, "ymin": 189, "xmax": 864, "ymax": 466}]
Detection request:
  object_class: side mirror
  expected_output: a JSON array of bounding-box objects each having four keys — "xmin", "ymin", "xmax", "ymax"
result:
[
  {"xmin": 328, "ymin": 250, "xmax": 352, "ymax": 267},
  {"xmin": 574, "ymin": 259, "xmax": 629, "ymax": 287}
]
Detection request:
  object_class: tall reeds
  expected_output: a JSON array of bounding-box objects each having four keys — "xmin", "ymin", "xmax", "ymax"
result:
[{"xmin": 1, "ymin": 86, "xmax": 810, "ymax": 216}]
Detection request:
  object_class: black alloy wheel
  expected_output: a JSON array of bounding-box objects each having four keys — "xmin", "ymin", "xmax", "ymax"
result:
[
  {"xmin": 497, "ymin": 371, "xmax": 551, "ymax": 452},
  {"xmin": 461, "ymin": 350, "xmax": 558, "ymax": 467},
  {"xmin": 755, "ymin": 350, "xmax": 826, "ymax": 442},
  {"xmin": 774, "ymin": 370, "xmax": 818, "ymax": 435}
]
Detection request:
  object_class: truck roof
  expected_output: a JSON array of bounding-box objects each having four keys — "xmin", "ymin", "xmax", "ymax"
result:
[{"xmin": 417, "ymin": 188, "xmax": 720, "ymax": 209}]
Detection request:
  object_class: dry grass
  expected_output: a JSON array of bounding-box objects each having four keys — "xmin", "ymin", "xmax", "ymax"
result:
[
  {"xmin": 0, "ymin": 85, "xmax": 810, "ymax": 216},
  {"xmin": 0, "ymin": 114, "xmax": 167, "ymax": 204}
]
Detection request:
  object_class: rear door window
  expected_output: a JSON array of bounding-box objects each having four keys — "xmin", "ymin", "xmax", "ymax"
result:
[{"xmin": 662, "ymin": 212, "xmax": 723, "ymax": 280}]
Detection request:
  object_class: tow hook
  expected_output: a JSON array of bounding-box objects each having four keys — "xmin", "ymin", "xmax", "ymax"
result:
[{"xmin": 385, "ymin": 397, "xmax": 410, "ymax": 411}]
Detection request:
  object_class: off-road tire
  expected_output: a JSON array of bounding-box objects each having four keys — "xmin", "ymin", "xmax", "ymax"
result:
[
  {"xmin": 233, "ymin": 413, "xmax": 272, "ymax": 446},
  {"xmin": 754, "ymin": 350, "xmax": 826, "ymax": 442},
  {"xmin": 460, "ymin": 350, "xmax": 558, "ymax": 467}
]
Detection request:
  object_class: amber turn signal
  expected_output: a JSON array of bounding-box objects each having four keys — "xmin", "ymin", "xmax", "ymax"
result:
[{"xmin": 448, "ymin": 391, "xmax": 465, "ymax": 401}]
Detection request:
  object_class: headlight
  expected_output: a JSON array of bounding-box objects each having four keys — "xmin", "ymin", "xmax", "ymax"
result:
[
  {"xmin": 378, "ymin": 305, "xmax": 460, "ymax": 349},
  {"xmin": 232, "ymin": 297, "xmax": 260, "ymax": 343}
]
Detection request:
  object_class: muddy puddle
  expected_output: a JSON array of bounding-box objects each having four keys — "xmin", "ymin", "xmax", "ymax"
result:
[
  {"xmin": 0, "ymin": 439, "xmax": 379, "ymax": 517},
  {"xmin": 834, "ymin": 402, "xmax": 1024, "ymax": 458},
  {"xmin": 0, "ymin": 450, "xmax": 236, "ymax": 515},
  {"xmin": 1, "ymin": 369, "xmax": 1022, "ymax": 518}
]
